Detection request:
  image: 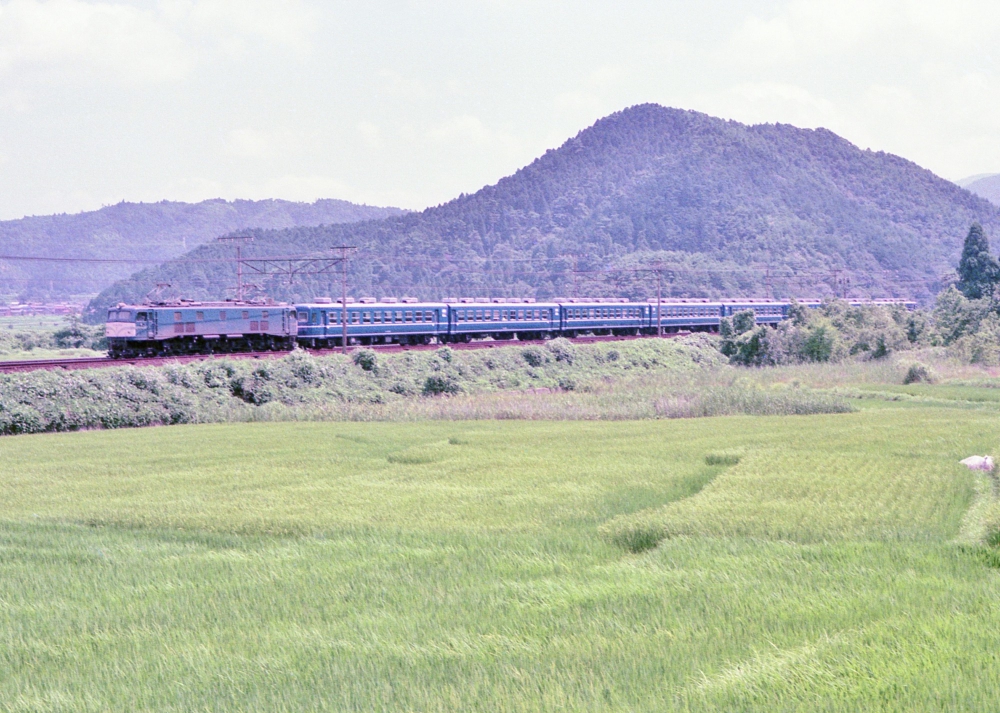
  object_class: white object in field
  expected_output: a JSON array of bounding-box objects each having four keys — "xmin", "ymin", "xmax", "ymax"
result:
[{"xmin": 960, "ymin": 456, "xmax": 995, "ymax": 471}]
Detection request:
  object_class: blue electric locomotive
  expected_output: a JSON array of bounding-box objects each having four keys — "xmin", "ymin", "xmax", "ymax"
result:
[{"xmin": 106, "ymin": 301, "xmax": 298, "ymax": 357}]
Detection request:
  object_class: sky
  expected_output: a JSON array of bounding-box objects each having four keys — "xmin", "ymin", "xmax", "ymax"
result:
[{"xmin": 0, "ymin": 0, "xmax": 997, "ymax": 220}]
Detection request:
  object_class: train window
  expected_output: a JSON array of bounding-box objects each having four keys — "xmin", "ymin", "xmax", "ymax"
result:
[
  {"xmin": 250, "ymin": 321, "xmax": 258, "ymax": 331},
  {"xmin": 136, "ymin": 312, "xmax": 147, "ymax": 321},
  {"xmin": 174, "ymin": 312, "xmax": 182, "ymax": 321},
  {"xmin": 263, "ymin": 311, "xmax": 269, "ymax": 319},
  {"xmin": 219, "ymin": 311, "xmax": 226, "ymax": 321},
  {"xmin": 401, "ymin": 311, "xmax": 410, "ymax": 322},
  {"xmin": 373, "ymin": 312, "xmax": 381, "ymax": 323},
  {"xmin": 196, "ymin": 311, "xmax": 204, "ymax": 320},
  {"xmin": 351, "ymin": 312, "xmax": 359, "ymax": 324},
  {"xmin": 186, "ymin": 322, "xmax": 195, "ymax": 333},
  {"xmin": 242, "ymin": 311, "xmax": 249, "ymax": 319},
  {"xmin": 174, "ymin": 323, "xmax": 184, "ymax": 334},
  {"xmin": 363, "ymin": 312, "xmax": 371, "ymax": 323},
  {"xmin": 517, "ymin": 310, "xmax": 524, "ymax": 320},
  {"xmin": 261, "ymin": 320, "xmax": 269, "ymax": 330}
]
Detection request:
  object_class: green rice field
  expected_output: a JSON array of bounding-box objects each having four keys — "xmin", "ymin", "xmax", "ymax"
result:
[{"xmin": 1, "ymin": 405, "xmax": 1000, "ymax": 710}]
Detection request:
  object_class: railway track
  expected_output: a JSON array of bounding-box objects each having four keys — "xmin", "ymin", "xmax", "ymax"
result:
[{"xmin": 0, "ymin": 332, "xmax": 692, "ymax": 374}]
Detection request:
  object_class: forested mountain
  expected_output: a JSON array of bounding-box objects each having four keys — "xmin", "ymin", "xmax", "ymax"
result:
[
  {"xmin": 88, "ymin": 105, "xmax": 1000, "ymax": 318},
  {"xmin": 0, "ymin": 198, "xmax": 404, "ymax": 300},
  {"xmin": 963, "ymin": 174, "xmax": 1000, "ymax": 206}
]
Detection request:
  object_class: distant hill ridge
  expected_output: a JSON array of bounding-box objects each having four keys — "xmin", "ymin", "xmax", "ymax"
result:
[
  {"xmin": 0, "ymin": 198, "xmax": 404, "ymax": 300},
  {"xmin": 88, "ymin": 105, "xmax": 1000, "ymax": 316},
  {"xmin": 961, "ymin": 174, "xmax": 1000, "ymax": 207}
]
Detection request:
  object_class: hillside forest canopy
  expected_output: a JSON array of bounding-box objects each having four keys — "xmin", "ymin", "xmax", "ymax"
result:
[
  {"xmin": 87, "ymin": 105, "xmax": 999, "ymax": 320},
  {"xmin": 0, "ymin": 198, "xmax": 403, "ymax": 302}
]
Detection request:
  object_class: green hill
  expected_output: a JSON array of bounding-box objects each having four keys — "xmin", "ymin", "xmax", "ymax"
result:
[
  {"xmin": 0, "ymin": 198, "xmax": 403, "ymax": 301},
  {"xmin": 87, "ymin": 105, "xmax": 1000, "ymax": 318}
]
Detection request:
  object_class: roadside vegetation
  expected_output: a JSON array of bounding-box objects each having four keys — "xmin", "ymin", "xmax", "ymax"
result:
[{"xmin": 0, "ymin": 336, "xmax": 858, "ymax": 436}]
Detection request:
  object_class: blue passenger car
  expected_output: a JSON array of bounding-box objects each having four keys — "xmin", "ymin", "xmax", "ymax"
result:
[
  {"xmin": 559, "ymin": 299, "xmax": 646, "ymax": 336},
  {"xmin": 295, "ymin": 299, "xmax": 447, "ymax": 346},
  {"xmin": 648, "ymin": 300, "xmax": 724, "ymax": 332},
  {"xmin": 445, "ymin": 299, "xmax": 558, "ymax": 342},
  {"xmin": 720, "ymin": 300, "xmax": 787, "ymax": 325}
]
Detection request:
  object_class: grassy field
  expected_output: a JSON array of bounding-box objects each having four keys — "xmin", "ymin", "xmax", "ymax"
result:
[{"xmin": 1, "ymin": 405, "xmax": 1000, "ymax": 710}]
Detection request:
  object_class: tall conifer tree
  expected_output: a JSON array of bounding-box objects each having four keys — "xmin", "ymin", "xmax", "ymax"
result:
[{"xmin": 957, "ymin": 223, "xmax": 1000, "ymax": 300}]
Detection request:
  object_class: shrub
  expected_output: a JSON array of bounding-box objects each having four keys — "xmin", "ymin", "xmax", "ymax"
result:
[
  {"xmin": 903, "ymin": 363, "xmax": 935, "ymax": 385},
  {"xmin": 423, "ymin": 374, "xmax": 460, "ymax": 396},
  {"xmin": 802, "ymin": 323, "xmax": 838, "ymax": 362},
  {"xmin": 522, "ymin": 347, "xmax": 546, "ymax": 367},
  {"xmin": 546, "ymin": 338, "xmax": 576, "ymax": 364},
  {"xmin": 353, "ymin": 349, "xmax": 378, "ymax": 372}
]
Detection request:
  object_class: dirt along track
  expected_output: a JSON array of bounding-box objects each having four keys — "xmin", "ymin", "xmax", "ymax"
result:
[{"xmin": 0, "ymin": 332, "xmax": 694, "ymax": 374}]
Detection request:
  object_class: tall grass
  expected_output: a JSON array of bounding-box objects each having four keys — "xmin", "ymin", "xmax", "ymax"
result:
[{"xmin": 0, "ymin": 413, "xmax": 999, "ymax": 709}]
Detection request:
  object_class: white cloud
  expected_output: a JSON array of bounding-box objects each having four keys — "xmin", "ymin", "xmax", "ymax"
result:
[
  {"xmin": 160, "ymin": 0, "xmax": 315, "ymax": 56},
  {"xmin": 0, "ymin": 0, "xmax": 193, "ymax": 83},
  {"xmin": 702, "ymin": 0, "xmax": 1000, "ymax": 180},
  {"xmin": 427, "ymin": 114, "xmax": 520, "ymax": 155},
  {"xmin": 227, "ymin": 127, "xmax": 304, "ymax": 160},
  {"xmin": 0, "ymin": 0, "xmax": 315, "ymax": 86},
  {"xmin": 356, "ymin": 121, "xmax": 381, "ymax": 149}
]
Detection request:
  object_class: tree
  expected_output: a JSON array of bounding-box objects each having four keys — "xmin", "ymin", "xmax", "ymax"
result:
[{"xmin": 957, "ymin": 223, "xmax": 1000, "ymax": 300}]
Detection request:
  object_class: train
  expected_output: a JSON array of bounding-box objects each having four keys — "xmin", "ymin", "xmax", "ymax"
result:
[{"xmin": 104, "ymin": 296, "xmax": 917, "ymax": 358}]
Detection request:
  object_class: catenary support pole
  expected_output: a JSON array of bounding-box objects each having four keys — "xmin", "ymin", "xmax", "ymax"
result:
[{"xmin": 341, "ymin": 247, "xmax": 349, "ymax": 355}]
